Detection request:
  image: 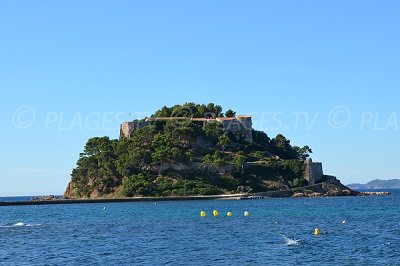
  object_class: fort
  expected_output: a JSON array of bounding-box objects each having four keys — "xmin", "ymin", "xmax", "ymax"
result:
[
  {"xmin": 120, "ymin": 115, "xmax": 254, "ymax": 142},
  {"xmin": 304, "ymin": 158, "xmax": 324, "ymax": 185},
  {"xmin": 120, "ymin": 115, "xmax": 328, "ymax": 186}
]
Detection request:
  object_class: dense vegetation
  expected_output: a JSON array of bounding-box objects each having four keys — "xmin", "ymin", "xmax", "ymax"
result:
[{"xmin": 66, "ymin": 103, "xmax": 312, "ymax": 198}]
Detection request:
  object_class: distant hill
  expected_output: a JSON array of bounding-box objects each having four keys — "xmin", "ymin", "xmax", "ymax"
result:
[{"xmin": 347, "ymin": 179, "xmax": 400, "ymax": 190}]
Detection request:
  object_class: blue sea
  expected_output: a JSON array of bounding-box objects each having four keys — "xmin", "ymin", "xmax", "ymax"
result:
[{"xmin": 1, "ymin": 191, "xmax": 400, "ymax": 265}]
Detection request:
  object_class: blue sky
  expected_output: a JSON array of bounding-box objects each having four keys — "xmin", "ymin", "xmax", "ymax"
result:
[{"xmin": 1, "ymin": 0, "xmax": 399, "ymax": 196}]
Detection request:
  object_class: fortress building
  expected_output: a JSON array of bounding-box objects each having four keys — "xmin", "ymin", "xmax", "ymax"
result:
[
  {"xmin": 304, "ymin": 158, "xmax": 324, "ymax": 185},
  {"xmin": 120, "ymin": 115, "xmax": 253, "ymax": 142}
]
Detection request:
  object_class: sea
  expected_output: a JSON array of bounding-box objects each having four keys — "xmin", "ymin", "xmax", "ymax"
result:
[{"xmin": 1, "ymin": 191, "xmax": 400, "ymax": 265}]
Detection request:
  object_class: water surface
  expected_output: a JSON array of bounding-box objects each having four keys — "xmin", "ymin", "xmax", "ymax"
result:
[{"xmin": 1, "ymin": 192, "xmax": 399, "ymax": 265}]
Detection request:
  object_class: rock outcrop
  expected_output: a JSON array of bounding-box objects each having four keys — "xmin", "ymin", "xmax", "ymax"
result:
[
  {"xmin": 31, "ymin": 195, "xmax": 58, "ymax": 201},
  {"xmin": 252, "ymin": 178, "xmax": 359, "ymax": 198}
]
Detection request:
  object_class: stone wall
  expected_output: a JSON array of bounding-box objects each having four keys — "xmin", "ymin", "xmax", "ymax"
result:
[
  {"xmin": 236, "ymin": 116, "xmax": 253, "ymax": 142},
  {"xmin": 120, "ymin": 115, "xmax": 254, "ymax": 143},
  {"xmin": 120, "ymin": 120, "xmax": 150, "ymax": 138},
  {"xmin": 215, "ymin": 116, "xmax": 253, "ymax": 142},
  {"xmin": 312, "ymin": 162, "xmax": 323, "ymax": 182},
  {"xmin": 304, "ymin": 158, "xmax": 324, "ymax": 185}
]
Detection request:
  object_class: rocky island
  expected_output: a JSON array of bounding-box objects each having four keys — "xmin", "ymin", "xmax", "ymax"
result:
[{"xmin": 64, "ymin": 103, "xmax": 359, "ymax": 199}]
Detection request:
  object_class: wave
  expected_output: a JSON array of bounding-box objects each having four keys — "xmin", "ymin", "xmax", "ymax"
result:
[
  {"xmin": 283, "ymin": 235, "xmax": 301, "ymax": 246},
  {"xmin": 0, "ymin": 222, "xmax": 41, "ymax": 228}
]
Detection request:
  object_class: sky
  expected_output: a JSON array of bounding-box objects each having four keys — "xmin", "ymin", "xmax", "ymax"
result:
[{"xmin": 0, "ymin": 0, "xmax": 399, "ymax": 196}]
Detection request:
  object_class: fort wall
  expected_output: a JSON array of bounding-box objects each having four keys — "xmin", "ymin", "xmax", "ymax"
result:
[
  {"xmin": 304, "ymin": 158, "xmax": 324, "ymax": 185},
  {"xmin": 120, "ymin": 116, "xmax": 254, "ymax": 142}
]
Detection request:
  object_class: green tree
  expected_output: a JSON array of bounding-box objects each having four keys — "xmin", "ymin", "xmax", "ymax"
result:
[
  {"xmin": 225, "ymin": 109, "xmax": 236, "ymax": 118},
  {"xmin": 206, "ymin": 103, "xmax": 215, "ymax": 115},
  {"xmin": 290, "ymin": 177, "xmax": 308, "ymax": 188},
  {"xmin": 154, "ymin": 106, "xmax": 172, "ymax": 117},
  {"xmin": 252, "ymin": 130, "xmax": 271, "ymax": 147},
  {"xmin": 71, "ymin": 137, "xmax": 120, "ymax": 197},
  {"xmin": 204, "ymin": 121, "xmax": 223, "ymax": 140},
  {"xmin": 234, "ymin": 153, "xmax": 246, "ymax": 172},
  {"xmin": 201, "ymin": 151, "xmax": 226, "ymax": 172},
  {"xmin": 131, "ymin": 126, "xmax": 157, "ymax": 148},
  {"xmin": 293, "ymin": 145, "xmax": 313, "ymax": 160},
  {"xmin": 164, "ymin": 120, "xmax": 201, "ymax": 148},
  {"xmin": 81, "ymin": 137, "xmax": 116, "ymax": 158},
  {"xmin": 151, "ymin": 133, "xmax": 190, "ymax": 172},
  {"xmin": 116, "ymin": 145, "xmax": 151, "ymax": 176},
  {"xmin": 123, "ymin": 173, "xmax": 156, "ymax": 197},
  {"xmin": 270, "ymin": 134, "xmax": 297, "ymax": 159},
  {"xmin": 196, "ymin": 104, "xmax": 207, "ymax": 118},
  {"xmin": 212, "ymin": 151, "xmax": 226, "ymax": 167},
  {"xmin": 205, "ymin": 103, "xmax": 223, "ymax": 118},
  {"xmin": 214, "ymin": 105, "xmax": 223, "ymax": 117},
  {"xmin": 153, "ymin": 103, "xmax": 225, "ymax": 119},
  {"xmin": 151, "ymin": 133, "xmax": 174, "ymax": 170},
  {"xmin": 202, "ymin": 154, "xmax": 213, "ymax": 175},
  {"xmin": 218, "ymin": 134, "xmax": 231, "ymax": 150},
  {"xmin": 282, "ymin": 160, "xmax": 305, "ymax": 178}
]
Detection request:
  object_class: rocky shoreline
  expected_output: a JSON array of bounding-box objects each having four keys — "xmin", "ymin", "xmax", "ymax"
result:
[
  {"xmin": 249, "ymin": 181, "xmax": 390, "ymax": 198},
  {"xmin": 358, "ymin": 191, "xmax": 390, "ymax": 196},
  {"xmin": 0, "ymin": 181, "xmax": 390, "ymax": 207}
]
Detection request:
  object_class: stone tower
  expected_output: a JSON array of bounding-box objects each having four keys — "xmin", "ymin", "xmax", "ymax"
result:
[
  {"xmin": 304, "ymin": 158, "xmax": 323, "ymax": 185},
  {"xmin": 120, "ymin": 120, "xmax": 150, "ymax": 139}
]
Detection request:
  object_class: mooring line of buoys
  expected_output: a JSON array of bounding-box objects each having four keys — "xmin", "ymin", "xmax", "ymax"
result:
[
  {"xmin": 200, "ymin": 210, "xmax": 250, "ymax": 218},
  {"xmin": 201, "ymin": 211, "xmax": 349, "ymax": 240},
  {"xmin": 313, "ymin": 220, "xmax": 347, "ymax": 236}
]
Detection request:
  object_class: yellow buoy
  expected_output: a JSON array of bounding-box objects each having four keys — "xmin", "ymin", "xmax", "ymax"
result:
[
  {"xmin": 213, "ymin": 210, "xmax": 219, "ymax": 217},
  {"xmin": 227, "ymin": 212, "xmax": 233, "ymax": 217},
  {"xmin": 200, "ymin": 211, "xmax": 206, "ymax": 218},
  {"xmin": 314, "ymin": 228, "xmax": 320, "ymax": 236},
  {"xmin": 244, "ymin": 211, "xmax": 250, "ymax": 217}
]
